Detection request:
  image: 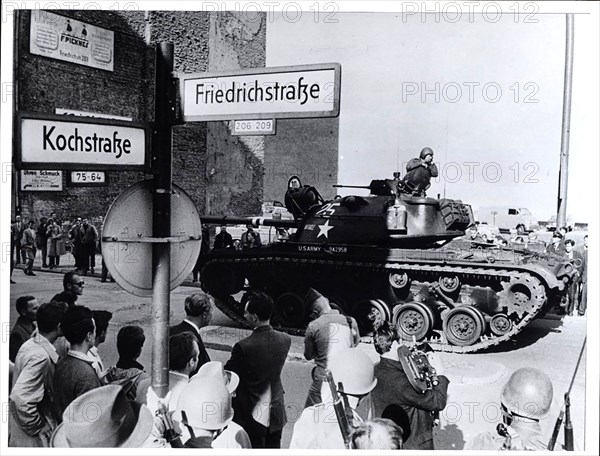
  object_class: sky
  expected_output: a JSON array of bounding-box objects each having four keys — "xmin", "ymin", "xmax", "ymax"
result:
[{"xmin": 267, "ymin": 6, "xmax": 599, "ymax": 224}]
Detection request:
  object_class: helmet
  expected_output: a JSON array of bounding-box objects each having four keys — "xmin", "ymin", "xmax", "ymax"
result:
[
  {"xmin": 328, "ymin": 348, "xmax": 377, "ymax": 396},
  {"xmin": 419, "ymin": 147, "xmax": 434, "ymax": 159},
  {"xmin": 501, "ymin": 368, "xmax": 553, "ymax": 420},
  {"xmin": 174, "ymin": 377, "xmax": 233, "ymax": 430}
]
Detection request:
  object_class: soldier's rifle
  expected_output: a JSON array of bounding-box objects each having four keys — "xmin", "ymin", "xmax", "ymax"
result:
[
  {"xmin": 547, "ymin": 337, "xmax": 586, "ymax": 451},
  {"xmin": 324, "ymin": 369, "xmax": 354, "ymax": 449}
]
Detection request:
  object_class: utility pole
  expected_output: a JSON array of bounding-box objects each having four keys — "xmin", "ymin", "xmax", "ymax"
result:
[
  {"xmin": 556, "ymin": 14, "xmax": 574, "ymax": 228},
  {"xmin": 151, "ymin": 42, "xmax": 175, "ymax": 397}
]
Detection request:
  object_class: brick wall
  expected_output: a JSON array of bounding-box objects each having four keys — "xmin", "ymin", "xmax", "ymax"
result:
[{"xmin": 13, "ymin": 10, "xmax": 267, "ymax": 223}]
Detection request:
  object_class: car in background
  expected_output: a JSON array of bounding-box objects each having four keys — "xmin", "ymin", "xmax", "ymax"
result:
[{"xmin": 474, "ymin": 221, "xmax": 501, "ymax": 243}]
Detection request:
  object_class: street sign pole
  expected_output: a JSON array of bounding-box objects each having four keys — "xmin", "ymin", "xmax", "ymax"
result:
[{"xmin": 151, "ymin": 42, "xmax": 175, "ymax": 397}]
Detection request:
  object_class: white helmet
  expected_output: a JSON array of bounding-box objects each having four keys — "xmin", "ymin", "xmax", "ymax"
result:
[
  {"xmin": 501, "ymin": 368, "xmax": 553, "ymax": 420},
  {"xmin": 328, "ymin": 348, "xmax": 377, "ymax": 396},
  {"xmin": 174, "ymin": 377, "xmax": 233, "ymax": 430}
]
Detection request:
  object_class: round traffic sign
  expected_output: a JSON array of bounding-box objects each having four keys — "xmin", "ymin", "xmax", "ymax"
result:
[{"xmin": 101, "ymin": 179, "xmax": 202, "ymax": 297}]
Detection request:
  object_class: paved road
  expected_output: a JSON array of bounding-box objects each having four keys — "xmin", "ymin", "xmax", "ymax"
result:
[{"xmin": 7, "ymin": 270, "xmax": 588, "ymax": 450}]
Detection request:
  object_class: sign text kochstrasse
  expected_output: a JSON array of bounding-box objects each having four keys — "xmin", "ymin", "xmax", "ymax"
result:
[
  {"xmin": 20, "ymin": 116, "xmax": 146, "ymax": 170},
  {"xmin": 181, "ymin": 63, "xmax": 340, "ymax": 122}
]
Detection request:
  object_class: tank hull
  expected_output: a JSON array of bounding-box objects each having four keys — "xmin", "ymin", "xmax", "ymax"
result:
[{"xmin": 200, "ymin": 241, "xmax": 572, "ymax": 353}]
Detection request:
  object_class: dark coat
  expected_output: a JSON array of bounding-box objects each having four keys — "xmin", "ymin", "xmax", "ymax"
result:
[
  {"xmin": 214, "ymin": 231, "xmax": 234, "ymax": 249},
  {"xmin": 9, "ymin": 316, "xmax": 36, "ymax": 362},
  {"xmin": 51, "ymin": 291, "xmax": 78, "ymax": 308},
  {"xmin": 224, "ymin": 325, "xmax": 291, "ymax": 434},
  {"xmin": 169, "ymin": 321, "xmax": 210, "ymax": 369},
  {"xmin": 372, "ymin": 357, "xmax": 449, "ymax": 450}
]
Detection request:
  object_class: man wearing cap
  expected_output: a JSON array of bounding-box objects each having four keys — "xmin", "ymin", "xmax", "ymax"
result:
[
  {"xmin": 9, "ymin": 302, "xmax": 67, "ymax": 447},
  {"xmin": 401, "ymin": 147, "xmax": 439, "ymax": 196},
  {"xmin": 224, "ymin": 292, "xmax": 291, "ymax": 448},
  {"xmin": 290, "ymin": 347, "xmax": 378, "ymax": 449},
  {"xmin": 51, "ymin": 385, "xmax": 153, "ymax": 448},
  {"xmin": 371, "ymin": 323, "xmax": 449, "ymax": 450},
  {"xmin": 303, "ymin": 288, "xmax": 360, "ymax": 407},
  {"xmin": 546, "ymin": 232, "xmax": 566, "ymax": 256}
]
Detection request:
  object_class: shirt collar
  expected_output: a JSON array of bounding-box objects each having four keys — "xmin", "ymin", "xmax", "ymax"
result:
[
  {"xmin": 183, "ymin": 319, "xmax": 201, "ymax": 334},
  {"xmin": 169, "ymin": 370, "xmax": 190, "ymax": 381},
  {"xmin": 253, "ymin": 324, "xmax": 272, "ymax": 333},
  {"xmin": 68, "ymin": 349, "xmax": 95, "ymax": 364},
  {"xmin": 33, "ymin": 332, "xmax": 59, "ymax": 363}
]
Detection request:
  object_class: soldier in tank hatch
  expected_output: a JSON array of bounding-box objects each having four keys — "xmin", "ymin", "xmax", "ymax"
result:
[{"xmin": 400, "ymin": 147, "xmax": 439, "ymax": 196}]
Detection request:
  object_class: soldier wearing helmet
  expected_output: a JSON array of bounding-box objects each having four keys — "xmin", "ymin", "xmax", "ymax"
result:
[
  {"xmin": 400, "ymin": 147, "xmax": 439, "ymax": 196},
  {"xmin": 173, "ymin": 377, "xmax": 234, "ymax": 448},
  {"xmin": 466, "ymin": 367, "xmax": 554, "ymax": 451},
  {"xmin": 289, "ymin": 348, "xmax": 378, "ymax": 449}
]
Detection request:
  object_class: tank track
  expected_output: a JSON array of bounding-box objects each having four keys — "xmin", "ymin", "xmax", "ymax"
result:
[{"xmin": 204, "ymin": 256, "xmax": 551, "ymax": 353}]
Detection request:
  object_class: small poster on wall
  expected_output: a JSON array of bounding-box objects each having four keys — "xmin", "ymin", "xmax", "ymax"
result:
[
  {"xmin": 20, "ymin": 170, "xmax": 63, "ymax": 192},
  {"xmin": 29, "ymin": 11, "xmax": 114, "ymax": 72}
]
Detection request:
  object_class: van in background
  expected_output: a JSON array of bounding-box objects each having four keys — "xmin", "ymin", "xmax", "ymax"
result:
[{"xmin": 477, "ymin": 206, "xmax": 540, "ymax": 234}]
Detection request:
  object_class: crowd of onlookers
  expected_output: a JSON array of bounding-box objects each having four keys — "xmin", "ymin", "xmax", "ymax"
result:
[
  {"xmin": 9, "ymin": 215, "xmax": 585, "ymax": 449},
  {"xmin": 8, "ymin": 277, "xmax": 445, "ymax": 450},
  {"xmin": 463, "ymin": 224, "xmax": 588, "ymax": 317},
  {"xmin": 10, "ymin": 214, "xmax": 109, "ymax": 282},
  {"xmin": 9, "ymin": 280, "xmax": 561, "ymax": 450}
]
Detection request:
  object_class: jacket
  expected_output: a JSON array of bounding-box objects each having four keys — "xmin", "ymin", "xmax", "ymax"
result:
[
  {"xmin": 102, "ymin": 366, "xmax": 151, "ymax": 406},
  {"xmin": 9, "ymin": 316, "xmax": 36, "ymax": 362},
  {"xmin": 372, "ymin": 356, "xmax": 449, "ymax": 450},
  {"xmin": 9, "ymin": 333, "xmax": 59, "ymax": 447},
  {"xmin": 21, "ymin": 228, "xmax": 36, "ymax": 250},
  {"xmin": 169, "ymin": 320, "xmax": 210, "ymax": 368},
  {"xmin": 52, "ymin": 351, "xmax": 101, "ymax": 420},
  {"xmin": 224, "ymin": 325, "xmax": 291, "ymax": 433}
]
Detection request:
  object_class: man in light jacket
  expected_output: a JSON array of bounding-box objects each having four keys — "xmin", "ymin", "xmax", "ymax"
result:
[{"xmin": 9, "ymin": 302, "xmax": 67, "ymax": 447}]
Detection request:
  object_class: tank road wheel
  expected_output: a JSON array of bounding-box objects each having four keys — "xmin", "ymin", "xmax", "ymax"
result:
[
  {"xmin": 438, "ymin": 275, "xmax": 461, "ymax": 294},
  {"xmin": 352, "ymin": 299, "xmax": 391, "ymax": 336},
  {"xmin": 200, "ymin": 263, "xmax": 243, "ymax": 297},
  {"xmin": 490, "ymin": 313, "xmax": 513, "ymax": 336},
  {"xmin": 393, "ymin": 302, "xmax": 433, "ymax": 342},
  {"xmin": 498, "ymin": 275, "xmax": 545, "ymax": 319},
  {"xmin": 443, "ymin": 307, "xmax": 484, "ymax": 346},
  {"xmin": 274, "ymin": 292, "xmax": 306, "ymax": 328},
  {"xmin": 389, "ymin": 272, "xmax": 410, "ymax": 289}
]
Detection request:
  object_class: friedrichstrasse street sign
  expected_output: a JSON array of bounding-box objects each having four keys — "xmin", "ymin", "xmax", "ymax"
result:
[
  {"xmin": 180, "ymin": 63, "xmax": 341, "ymax": 122},
  {"xmin": 17, "ymin": 112, "xmax": 149, "ymax": 171}
]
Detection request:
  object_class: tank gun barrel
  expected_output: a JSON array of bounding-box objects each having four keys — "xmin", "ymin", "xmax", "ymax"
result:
[
  {"xmin": 201, "ymin": 215, "xmax": 297, "ymax": 229},
  {"xmin": 333, "ymin": 184, "xmax": 371, "ymax": 189}
]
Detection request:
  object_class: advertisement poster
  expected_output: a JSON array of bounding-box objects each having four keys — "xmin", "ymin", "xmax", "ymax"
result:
[
  {"xmin": 29, "ymin": 10, "xmax": 114, "ymax": 71},
  {"xmin": 20, "ymin": 170, "xmax": 63, "ymax": 191}
]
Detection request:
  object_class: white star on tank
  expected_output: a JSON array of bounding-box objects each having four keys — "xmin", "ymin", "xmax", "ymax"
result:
[{"xmin": 317, "ymin": 220, "xmax": 334, "ymax": 239}]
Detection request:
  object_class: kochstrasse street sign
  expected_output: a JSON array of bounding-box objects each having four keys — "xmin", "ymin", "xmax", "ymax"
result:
[{"xmin": 17, "ymin": 112, "xmax": 149, "ymax": 171}]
